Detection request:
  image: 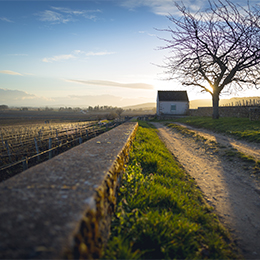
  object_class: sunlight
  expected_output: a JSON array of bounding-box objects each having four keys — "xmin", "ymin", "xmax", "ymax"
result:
[{"xmin": 204, "ymin": 82, "xmax": 214, "ymax": 94}]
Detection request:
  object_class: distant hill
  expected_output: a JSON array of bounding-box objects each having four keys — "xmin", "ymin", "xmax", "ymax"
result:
[
  {"xmin": 123, "ymin": 102, "xmax": 156, "ymax": 110},
  {"xmin": 190, "ymin": 96, "xmax": 260, "ymax": 109},
  {"xmin": 123, "ymin": 97, "xmax": 260, "ymax": 110},
  {"xmin": 189, "ymin": 99, "xmax": 211, "ymax": 109}
]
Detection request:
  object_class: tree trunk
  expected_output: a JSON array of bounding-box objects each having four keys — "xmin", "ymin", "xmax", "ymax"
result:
[{"xmin": 212, "ymin": 93, "xmax": 220, "ymax": 119}]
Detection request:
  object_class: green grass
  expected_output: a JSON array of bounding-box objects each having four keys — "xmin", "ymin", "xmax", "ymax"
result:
[
  {"xmin": 163, "ymin": 116, "xmax": 260, "ymax": 143},
  {"xmin": 102, "ymin": 121, "xmax": 240, "ymax": 259}
]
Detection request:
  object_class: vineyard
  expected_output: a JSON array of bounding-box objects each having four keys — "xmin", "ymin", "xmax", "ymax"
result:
[{"xmin": 0, "ymin": 120, "xmax": 121, "ymax": 182}]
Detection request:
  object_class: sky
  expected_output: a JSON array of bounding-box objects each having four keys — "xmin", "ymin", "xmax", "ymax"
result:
[{"xmin": 1, "ymin": 0, "xmax": 260, "ymax": 108}]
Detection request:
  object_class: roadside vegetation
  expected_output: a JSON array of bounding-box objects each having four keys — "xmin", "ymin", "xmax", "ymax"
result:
[
  {"xmin": 164, "ymin": 116, "xmax": 260, "ymax": 143},
  {"xmin": 103, "ymin": 121, "xmax": 239, "ymax": 259}
]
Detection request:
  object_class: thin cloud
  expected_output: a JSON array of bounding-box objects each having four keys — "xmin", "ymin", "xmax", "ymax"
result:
[
  {"xmin": 43, "ymin": 50, "xmax": 114, "ymax": 63},
  {"xmin": 139, "ymin": 31, "xmax": 156, "ymax": 37},
  {"xmin": 51, "ymin": 6, "xmax": 101, "ymax": 21},
  {"xmin": 65, "ymin": 79, "xmax": 154, "ymax": 90},
  {"xmin": 36, "ymin": 6, "xmax": 101, "ymax": 24},
  {"xmin": 120, "ymin": 0, "xmax": 207, "ymax": 15},
  {"xmin": 0, "ymin": 70, "xmax": 23, "ymax": 76},
  {"xmin": 42, "ymin": 54, "xmax": 75, "ymax": 63},
  {"xmin": 0, "ymin": 17, "xmax": 13, "ymax": 23},
  {"xmin": 37, "ymin": 10, "xmax": 72, "ymax": 24},
  {"xmin": 72, "ymin": 50, "xmax": 115, "ymax": 56},
  {"xmin": 51, "ymin": 6, "xmax": 101, "ymax": 15},
  {"xmin": 120, "ymin": 0, "xmax": 176, "ymax": 15},
  {"xmin": 51, "ymin": 6, "xmax": 85, "ymax": 15},
  {"xmin": 82, "ymin": 51, "xmax": 115, "ymax": 56}
]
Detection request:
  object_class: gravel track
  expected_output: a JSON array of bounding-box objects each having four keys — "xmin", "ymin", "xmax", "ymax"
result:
[{"xmin": 151, "ymin": 122, "xmax": 260, "ymax": 259}]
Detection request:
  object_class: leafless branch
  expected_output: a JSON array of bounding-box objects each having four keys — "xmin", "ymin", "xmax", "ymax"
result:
[{"xmin": 159, "ymin": 0, "xmax": 260, "ymax": 98}]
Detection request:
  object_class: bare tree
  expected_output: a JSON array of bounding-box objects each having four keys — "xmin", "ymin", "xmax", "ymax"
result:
[{"xmin": 159, "ymin": 0, "xmax": 260, "ymax": 119}]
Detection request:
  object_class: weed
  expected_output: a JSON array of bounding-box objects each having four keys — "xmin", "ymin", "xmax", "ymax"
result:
[
  {"xmin": 253, "ymin": 161, "xmax": 260, "ymax": 175},
  {"xmin": 209, "ymin": 140, "xmax": 218, "ymax": 145},
  {"xmin": 224, "ymin": 150, "xmax": 238, "ymax": 158},
  {"xmin": 222, "ymin": 149, "xmax": 256, "ymax": 166},
  {"xmin": 237, "ymin": 152, "xmax": 256, "ymax": 164}
]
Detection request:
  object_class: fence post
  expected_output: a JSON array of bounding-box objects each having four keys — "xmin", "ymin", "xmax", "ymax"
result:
[
  {"xmin": 56, "ymin": 129, "xmax": 58, "ymax": 139},
  {"xmin": 1, "ymin": 132, "xmax": 4, "ymax": 147},
  {"xmin": 49, "ymin": 138, "xmax": 52, "ymax": 159},
  {"xmin": 23, "ymin": 157, "xmax": 28, "ymax": 171},
  {"xmin": 34, "ymin": 137, "xmax": 40, "ymax": 161},
  {"xmin": 38, "ymin": 130, "xmax": 42, "ymax": 148},
  {"xmin": 5, "ymin": 141, "xmax": 11, "ymax": 162}
]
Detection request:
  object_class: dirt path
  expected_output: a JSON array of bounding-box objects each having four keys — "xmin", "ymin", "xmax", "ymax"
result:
[
  {"xmin": 151, "ymin": 122, "xmax": 260, "ymax": 259},
  {"xmin": 175, "ymin": 122, "xmax": 260, "ymax": 161}
]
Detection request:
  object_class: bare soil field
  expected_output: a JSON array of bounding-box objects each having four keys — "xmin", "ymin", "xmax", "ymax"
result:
[
  {"xmin": 152, "ymin": 122, "xmax": 260, "ymax": 259},
  {"xmin": 0, "ymin": 110, "xmax": 97, "ymax": 126}
]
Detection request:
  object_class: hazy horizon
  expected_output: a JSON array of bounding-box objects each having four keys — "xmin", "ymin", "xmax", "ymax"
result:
[{"xmin": 2, "ymin": 94, "xmax": 260, "ymax": 111}]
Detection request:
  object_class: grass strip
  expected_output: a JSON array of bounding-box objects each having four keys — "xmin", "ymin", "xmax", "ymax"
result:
[
  {"xmin": 102, "ymin": 121, "xmax": 240, "ymax": 259},
  {"xmin": 159, "ymin": 116, "xmax": 260, "ymax": 143}
]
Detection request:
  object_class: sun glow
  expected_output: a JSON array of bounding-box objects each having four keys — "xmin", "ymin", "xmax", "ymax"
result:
[{"xmin": 205, "ymin": 82, "xmax": 214, "ymax": 94}]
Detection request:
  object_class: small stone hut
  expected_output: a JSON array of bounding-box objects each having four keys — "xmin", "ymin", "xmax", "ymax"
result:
[{"xmin": 156, "ymin": 90, "xmax": 189, "ymax": 116}]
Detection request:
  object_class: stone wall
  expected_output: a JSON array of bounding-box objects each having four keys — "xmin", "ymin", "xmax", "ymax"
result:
[
  {"xmin": 249, "ymin": 108, "xmax": 260, "ymax": 120},
  {"xmin": 189, "ymin": 106, "xmax": 260, "ymax": 119},
  {"xmin": 0, "ymin": 122, "xmax": 138, "ymax": 259}
]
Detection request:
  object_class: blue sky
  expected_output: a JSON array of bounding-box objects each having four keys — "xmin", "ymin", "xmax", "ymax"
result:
[{"xmin": 1, "ymin": 0, "xmax": 259, "ymax": 108}]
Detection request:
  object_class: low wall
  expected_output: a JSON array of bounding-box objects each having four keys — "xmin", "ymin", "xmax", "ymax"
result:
[
  {"xmin": 189, "ymin": 106, "xmax": 260, "ymax": 118},
  {"xmin": 0, "ymin": 122, "xmax": 138, "ymax": 259},
  {"xmin": 249, "ymin": 108, "xmax": 260, "ymax": 120}
]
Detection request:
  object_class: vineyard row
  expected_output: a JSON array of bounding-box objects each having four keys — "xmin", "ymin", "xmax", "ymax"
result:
[{"xmin": 0, "ymin": 120, "xmax": 122, "ymax": 182}]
